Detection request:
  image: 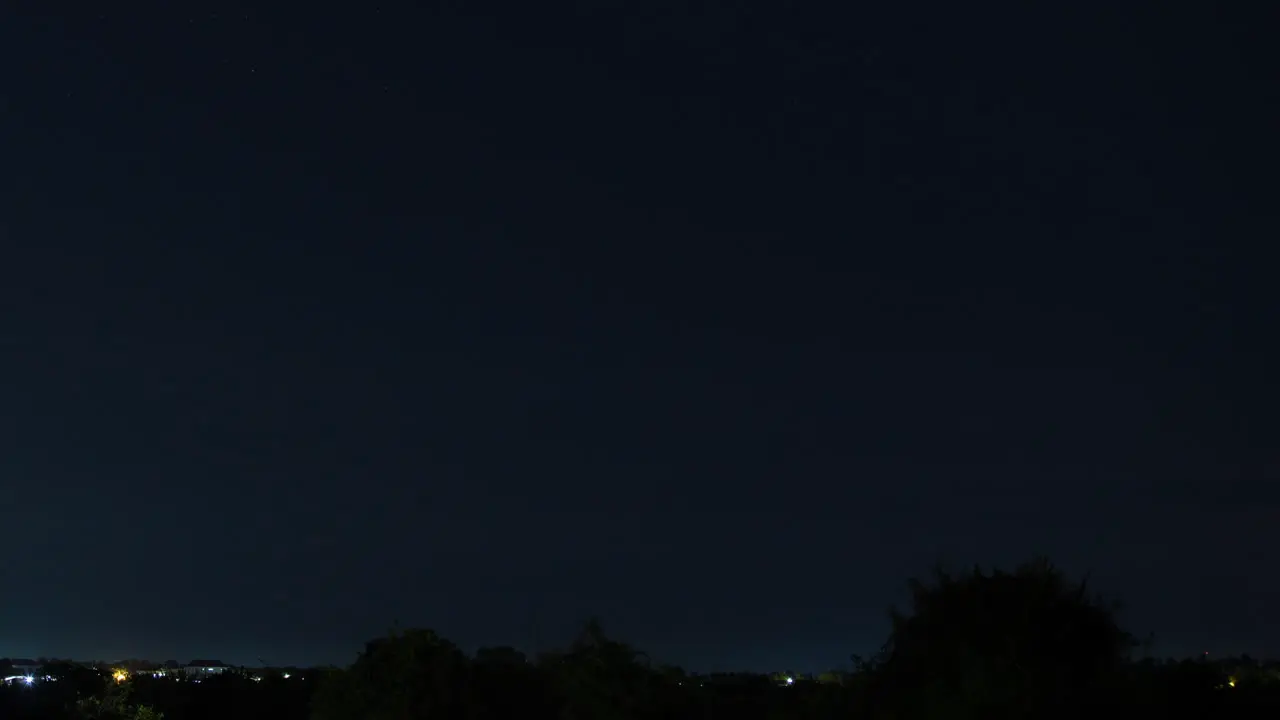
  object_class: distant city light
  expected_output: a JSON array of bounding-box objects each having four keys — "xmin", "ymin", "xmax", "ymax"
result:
[
  {"xmin": 113, "ymin": 670, "xmax": 128, "ymax": 683},
  {"xmin": 785, "ymin": 676, "xmax": 794, "ymax": 685},
  {"xmin": 23, "ymin": 676, "xmax": 34, "ymax": 685}
]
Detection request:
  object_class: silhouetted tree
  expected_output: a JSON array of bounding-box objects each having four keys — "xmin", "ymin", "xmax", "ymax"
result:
[
  {"xmin": 75, "ymin": 675, "xmax": 165, "ymax": 720},
  {"xmin": 311, "ymin": 629, "xmax": 471, "ymax": 720},
  {"xmin": 541, "ymin": 618, "xmax": 665, "ymax": 720},
  {"xmin": 870, "ymin": 557, "xmax": 1135, "ymax": 719}
]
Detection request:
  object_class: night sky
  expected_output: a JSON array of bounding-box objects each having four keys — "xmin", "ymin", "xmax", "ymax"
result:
[{"xmin": 1, "ymin": 3, "xmax": 1273, "ymax": 671}]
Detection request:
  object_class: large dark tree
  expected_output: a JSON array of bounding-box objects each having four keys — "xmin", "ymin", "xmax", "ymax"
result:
[
  {"xmin": 870, "ymin": 557, "xmax": 1135, "ymax": 719},
  {"xmin": 540, "ymin": 618, "xmax": 663, "ymax": 720},
  {"xmin": 310, "ymin": 629, "xmax": 472, "ymax": 720}
]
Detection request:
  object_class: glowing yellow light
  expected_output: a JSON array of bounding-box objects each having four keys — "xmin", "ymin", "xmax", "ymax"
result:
[
  {"xmin": 1228, "ymin": 677, "xmax": 1236, "ymax": 687},
  {"xmin": 113, "ymin": 670, "xmax": 128, "ymax": 683}
]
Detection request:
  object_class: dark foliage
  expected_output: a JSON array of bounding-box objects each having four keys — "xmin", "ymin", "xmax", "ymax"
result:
[
  {"xmin": 869, "ymin": 557, "xmax": 1136, "ymax": 718},
  {"xmin": 4, "ymin": 558, "xmax": 1277, "ymax": 720}
]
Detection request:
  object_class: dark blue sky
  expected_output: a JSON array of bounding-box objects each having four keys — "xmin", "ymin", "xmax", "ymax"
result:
[{"xmin": 1, "ymin": 3, "xmax": 1273, "ymax": 671}]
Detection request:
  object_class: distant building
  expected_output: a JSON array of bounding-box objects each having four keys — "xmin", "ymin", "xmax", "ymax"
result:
[
  {"xmin": 183, "ymin": 660, "xmax": 232, "ymax": 677},
  {"xmin": 116, "ymin": 659, "xmax": 168, "ymax": 677},
  {"xmin": 8, "ymin": 659, "xmax": 40, "ymax": 675}
]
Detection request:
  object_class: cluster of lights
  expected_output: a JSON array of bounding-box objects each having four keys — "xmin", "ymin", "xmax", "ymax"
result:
[{"xmin": 5, "ymin": 667, "xmax": 306, "ymax": 686}]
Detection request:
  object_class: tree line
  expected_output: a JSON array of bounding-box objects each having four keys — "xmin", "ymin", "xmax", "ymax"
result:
[{"xmin": 4, "ymin": 558, "xmax": 1277, "ymax": 720}]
